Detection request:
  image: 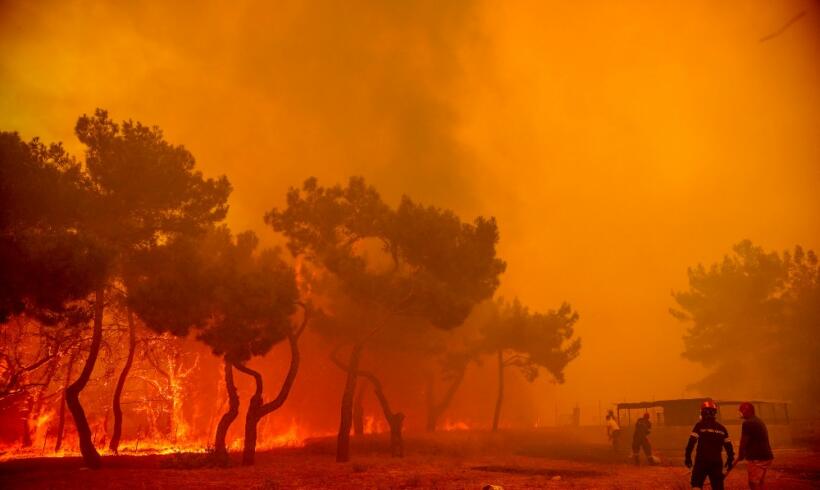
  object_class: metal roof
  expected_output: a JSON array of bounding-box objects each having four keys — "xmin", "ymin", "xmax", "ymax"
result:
[{"xmin": 616, "ymin": 398, "xmax": 789, "ymax": 409}]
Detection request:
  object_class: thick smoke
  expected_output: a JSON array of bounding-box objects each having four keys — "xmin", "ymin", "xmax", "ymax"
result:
[{"xmin": 1, "ymin": 0, "xmax": 819, "ymax": 425}]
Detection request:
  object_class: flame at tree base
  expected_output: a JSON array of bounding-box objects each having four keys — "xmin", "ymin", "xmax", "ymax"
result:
[{"xmin": 0, "ymin": 419, "xmax": 329, "ymax": 461}]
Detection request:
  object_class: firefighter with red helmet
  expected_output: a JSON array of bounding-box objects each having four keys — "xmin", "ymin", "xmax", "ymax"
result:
[
  {"xmin": 737, "ymin": 401, "xmax": 774, "ymax": 489},
  {"xmin": 685, "ymin": 400, "xmax": 735, "ymax": 490}
]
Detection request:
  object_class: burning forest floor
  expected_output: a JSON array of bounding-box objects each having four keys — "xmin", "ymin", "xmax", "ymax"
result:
[{"xmin": 1, "ymin": 430, "xmax": 819, "ymax": 489}]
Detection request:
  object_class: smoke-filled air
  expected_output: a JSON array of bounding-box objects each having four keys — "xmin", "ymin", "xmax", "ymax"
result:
[{"xmin": 1, "ymin": 1, "xmax": 818, "ymax": 489}]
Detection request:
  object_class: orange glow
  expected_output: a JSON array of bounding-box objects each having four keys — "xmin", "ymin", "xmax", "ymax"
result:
[
  {"xmin": 1, "ymin": 1, "xmax": 815, "ymax": 422},
  {"xmin": 0, "ymin": 0, "xmax": 818, "ymax": 463},
  {"xmin": 0, "ymin": 420, "xmax": 334, "ymax": 460},
  {"xmin": 441, "ymin": 420, "xmax": 470, "ymax": 432},
  {"xmin": 363, "ymin": 415, "xmax": 386, "ymax": 435}
]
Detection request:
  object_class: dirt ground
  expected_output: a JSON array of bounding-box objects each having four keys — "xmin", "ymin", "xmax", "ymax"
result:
[{"xmin": 1, "ymin": 431, "xmax": 818, "ymax": 489}]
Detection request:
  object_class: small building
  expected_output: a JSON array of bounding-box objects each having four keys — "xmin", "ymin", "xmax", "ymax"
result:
[{"xmin": 616, "ymin": 398, "xmax": 790, "ymax": 427}]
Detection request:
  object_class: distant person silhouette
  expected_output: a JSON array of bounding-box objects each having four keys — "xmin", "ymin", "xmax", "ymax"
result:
[{"xmin": 606, "ymin": 410, "xmax": 621, "ymax": 452}]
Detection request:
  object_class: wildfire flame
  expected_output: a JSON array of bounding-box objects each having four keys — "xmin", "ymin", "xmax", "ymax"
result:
[
  {"xmin": 0, "ymin": 419, "xmax": 330, "ymax": 461},
  {"xmin": 363, "ymin": 415, "xmax": 386, "ymax": 434},
  {"xmin": 441, "ymin": 420, "xmax": 470, "ymax": 432}
]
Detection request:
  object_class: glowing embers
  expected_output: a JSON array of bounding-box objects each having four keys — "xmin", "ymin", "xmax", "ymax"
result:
[
  {"xmin": 255, "ymin": 420, "xmax": 305, "ymax": 449},
  {"xmin": 0, "ymin": 419, "xmax": 327, "ymax": 460},
  {"xmin": 441, "ymin": 419, "xmax": 470, "ymax": 432},
  {"xmin": 31, "ymin": 411, "xmax": 53, "ymax": 447},
  {"xmin": 108, "ymin": 438, "xmax": 208, "ymax": 455},
  {"xmin": 363, "ymin": 415, "xmax": 386, "ymax": 434}
]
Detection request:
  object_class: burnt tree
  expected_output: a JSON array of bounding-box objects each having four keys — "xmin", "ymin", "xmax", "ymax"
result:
[
  {"xmin": 213, "ymin": 361, "xmax": 239, "ymax": 461},
  {"xmin": 672, "ymin": 241, "xmax": 820, "ymax": 412},
  {"xmin": 266, "ymin": 177, "xmax": 506, "ymax": 462},
  {"xmin": 352, "ymin": 385, "xmax": 365, "ymax": 436},
  {"xmin": 332, "ymin": 348, "xmax": 404, "ymax": 457},
  {"xmin": 477, "ymin": 299, "xmax": 581, "ymax": 432},
  {"xmin": 71, "ymin": 109, "xmax": 229, "ymax": 467},
  {"xmin": 109, "ymin": 309, "xmax": 137, "ymax": 453},
  {"xmin": 129, "ymin": 227, "xmax": 305, "ymax": 465}
]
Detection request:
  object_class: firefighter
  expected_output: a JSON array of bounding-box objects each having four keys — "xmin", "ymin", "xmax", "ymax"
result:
[
  {"xmin": 632, "ymin": 412, "xmax": 653, "ymax": 465},
  {"xmin": 685, "ymin": 400, "xmax": 734, "ymax": 490},
  {"xmin": 737, "ymin": 402, "xmax": 774, "ymax": 489}
]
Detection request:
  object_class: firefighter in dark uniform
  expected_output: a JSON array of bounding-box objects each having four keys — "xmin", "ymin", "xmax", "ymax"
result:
[
  {"xmin": 685, "ymin": 400, "xmax": 735, "ymax": 490},
  {"xmin": 632, "ymin": 412, "xmax": 653, "ymax": 465}
]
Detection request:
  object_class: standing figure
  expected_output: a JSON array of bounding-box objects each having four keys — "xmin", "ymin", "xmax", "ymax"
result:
[
  {"xmin": 737, "ymin": 402, "xmax": 773, "ymax": 489},
  {"xmin": 606, "ymin": 409, "xmax": 621, "ymax": 452},
  {"xmin": 389, "ymin": 412, "xmax": 405, "ymax": 458},
  {"xmin": 685, "ymin": 400, "xmax": 734, "ymax": 490},
  {"xmin": 632, "ymin": 412, "xmax": 653, "ymax": 465}
]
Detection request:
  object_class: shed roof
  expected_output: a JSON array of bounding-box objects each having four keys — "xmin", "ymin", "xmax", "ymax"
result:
[{"xmin": 616, "ymin": 398, "xmax": 789, "ymax": 409}]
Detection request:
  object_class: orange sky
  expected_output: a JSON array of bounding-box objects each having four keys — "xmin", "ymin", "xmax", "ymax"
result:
[{"xmin": 2, "ymin": 0, "xmax": 818, "ymax": 423}]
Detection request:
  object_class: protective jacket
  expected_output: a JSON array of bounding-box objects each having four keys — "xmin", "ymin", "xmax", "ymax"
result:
[
  {"xmin": 685, "ymin": 418, "xmax": 734, "ymax": 490},
  {"xmin": 685, "ymin": 418, "xmax": 734, "ymax": 464},
  {"xmin": 633, "ymin": 418, "xmax": 651, "ymax": 443}
]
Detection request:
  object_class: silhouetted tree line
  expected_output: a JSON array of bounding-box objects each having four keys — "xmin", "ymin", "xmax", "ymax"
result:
[
  {"xmin": 1, "ymin": 110, "xmax": 582, "ymax": 468},
  {"xmin": 672, "ymin": 240, "xmax": 820, "ymax": 415}
]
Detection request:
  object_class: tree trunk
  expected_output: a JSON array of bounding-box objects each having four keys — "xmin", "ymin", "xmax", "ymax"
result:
[
  {"xmin": 237, "ymin": 330, "xmax": 302, "ymax": 466},
  {"xmin": 365, "ymin": 374, "xmax": 403, "ymax": 458},
  {"xmin": 21, "ymin": 403, "xmax": 32, "ymax": 447},
  {"xmin": 65, "ymin": 286, "xmax": 104, "ymax": 469},
  {"xmin": 109, "ymin": 309, "xmax": 137, "ymax": 453},
  {"xmin": 492, "ymin": 349, "xmax": 504, "ymax": 432},
  {"xmin": 353, "ymin": 385, "xmax": 364, "ymax": 436},
  {"xmin": 243, "ymin": 405, "xmax": 261, "ymax": 466},
  {"xmin": 388, "ymin": 413, "xmax": 405, "ymax": 458},
  {"xmin": 331, "ymin": 347, "xmax": 402, "ymax": 458},
  {"xmin": 214, "ymin": 361, "xmax": 239, "ymax": 463},
  {"xmin": 336, "ymin": 343, "xmax": 363, "ymax": 463},
  {"xmin": 55, "ymin": 350, "xmax": 78, "ymax": 452},
  {"xmin": 238, "ymin": 364, "xmax": 263, "ymax": 466},
  {"xmin": 426, "ymin": 366, "xmax": 467, "ymax": 432},
  {"xmin": 425, "ymin": 374, "xmax": 435, "ymax": 432}
]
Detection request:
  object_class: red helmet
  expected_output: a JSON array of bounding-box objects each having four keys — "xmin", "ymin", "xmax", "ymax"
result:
[
  {"xmin": 739, "ymin": 402, "xmax": 755, "ymax": 418},
  {"xmin": 642, "ymin": 412, "xmax": 650, "ymax": 419},
  {"xmin": 701, "ymin": 400, "xmax": 718, "ymax": 418}
]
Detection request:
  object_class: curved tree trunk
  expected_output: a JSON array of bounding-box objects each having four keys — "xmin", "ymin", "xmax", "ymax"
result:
[
  {"xmin": 236, "ymin": 363, "xmax": 263, "ymax": 466},
  {"xmin": 352, "ymin": 385, "xmax": 364, "ymax": 436},
  {"xmin": 492, "ymin": 349, "xmax": 504, "ymax": 432},
  {"xmin": 65, "ymin": 286, "xmax": 104, "ymax": 469},
  {"xmin": 426, "ymin": 366, "xmax": 466, "ymax": 432},
  {"xmin": 331, "ymin": 348, "xmax": 403, "ymax": 457},
  {"xmin": 109, "ymin": 309, "xmax": 137, "ymax": 453},
  {"xmin": 214, "ymin": 361, "xmax": 239, "ymax": 463},
  {"xmin": 65, "ymin": 287, "xmax": 105, "ymax": 469},
  {"xmin": 55, "ymin": 350, "xmax": 79, "ymax": 452},
  {"xmin": 236, "ymin": 329, "xmax": 303, "ymax": 466},
  {"xmin": 363, "ymin": 372, "xmax": 404, "ymax": 458},
  {"xmin": 336, "ymin": 343, "xmax": 363, "ymax": 463}
]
